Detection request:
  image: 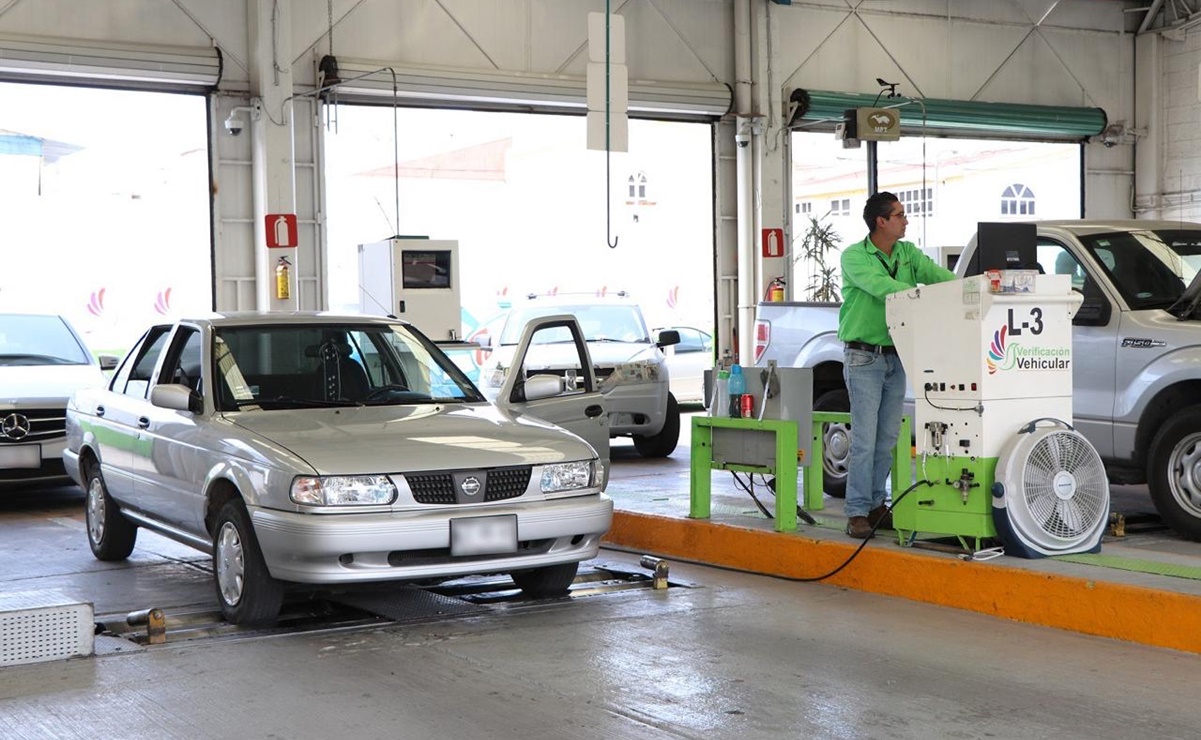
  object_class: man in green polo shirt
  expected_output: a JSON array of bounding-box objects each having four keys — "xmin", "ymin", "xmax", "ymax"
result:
[{"xmin": 838, "ymin": 191, "xmax": 955, "ymax": 539}]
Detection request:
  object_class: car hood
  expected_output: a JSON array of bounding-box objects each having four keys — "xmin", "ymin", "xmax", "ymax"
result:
[
  {"xmin": 0, "ymin": 365, "xmax": 106, "ymax": 404},
  {"xmin": 226, "ymin": 402, "xmax": 593, "ymax": 475}
]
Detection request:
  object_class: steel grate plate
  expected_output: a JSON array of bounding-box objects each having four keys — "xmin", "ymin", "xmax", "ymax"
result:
[
  {"xmin": 328, "ymin": 584, "xmax": 489, "ymax": 622},
  {"xmin": 0, "ymin": 591, "xmax": 94, "ymax": 667}
]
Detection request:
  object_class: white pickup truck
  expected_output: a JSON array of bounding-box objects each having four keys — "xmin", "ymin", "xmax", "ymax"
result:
[{"xmin": 754, "ymin": 220, "xmax": 1201, "ymax": 540}]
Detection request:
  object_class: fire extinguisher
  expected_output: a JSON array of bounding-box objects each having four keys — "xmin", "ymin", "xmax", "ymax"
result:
[
  {"xmin": 766, "ymin": 277, "xmax": 786, "ymax": 302},
  {"xmin": 275, "ymin": 256, "xmax": 291, "ymax": 300}
]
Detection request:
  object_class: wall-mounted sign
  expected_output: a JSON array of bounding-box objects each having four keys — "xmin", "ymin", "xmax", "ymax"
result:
[
  {"xmin": 855, "ymin": 107, "xmax": 900, "ymax": 141},
  {"xmin": 266, "ymin": 213, "xmax": 298, "ymax": 248}
]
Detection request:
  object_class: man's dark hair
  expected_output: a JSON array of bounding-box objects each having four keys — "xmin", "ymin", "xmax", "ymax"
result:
[{"xmin": 863, "ymin": 191, "xmax": 899, "ymax": 233}]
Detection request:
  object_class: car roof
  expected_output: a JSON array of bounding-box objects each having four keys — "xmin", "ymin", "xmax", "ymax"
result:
[
  {"xmin": 519, "ymin": 292, "xmax": 637, "ymax": 306},
  {"xmin": 1029, "ymin": 219, "xmax": 1201, "ymax": 236},
  {"xmin": 174, "ymin": 311, "xmax": 412, "ymax": 328}
]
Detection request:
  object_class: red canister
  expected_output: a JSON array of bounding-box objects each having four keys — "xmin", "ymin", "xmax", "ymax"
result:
[{"xmin": 740, "ymin": 393, "xmax": 754, "ymax": 418}]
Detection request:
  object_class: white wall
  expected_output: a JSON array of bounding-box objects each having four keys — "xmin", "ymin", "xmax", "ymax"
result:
[{"xmin": 0, "ymin": 0, "xmax": 1148, "ymax": 319}]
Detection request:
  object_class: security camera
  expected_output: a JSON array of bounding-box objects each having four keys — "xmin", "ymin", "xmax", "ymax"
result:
[
  {"xmin": 735, "ymin": 131, "xmax": 750, "ymax": 148},
  {"xmin": 224, "ymin": 115, "xmax": 244, "ymax": 136}
]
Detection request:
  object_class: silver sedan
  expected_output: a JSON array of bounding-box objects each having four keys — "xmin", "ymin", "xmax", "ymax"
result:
[{"xmin": 64, "ymin": 312, "xmax": 611, "ymax": 626}]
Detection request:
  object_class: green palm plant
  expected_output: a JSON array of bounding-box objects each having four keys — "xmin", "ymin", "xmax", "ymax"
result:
[{"xmin": 796, "ymin": 215, "xmax": 842, "ymax": 302}]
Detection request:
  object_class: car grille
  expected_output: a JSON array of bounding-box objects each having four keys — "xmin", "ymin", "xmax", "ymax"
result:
[
  {"xmin": 0, "ymin": 407, "xmax": 66, "ymax": 444},
  {"xmin": 406, "ymin": 465, "xmax": 532, "ymax": 504}
]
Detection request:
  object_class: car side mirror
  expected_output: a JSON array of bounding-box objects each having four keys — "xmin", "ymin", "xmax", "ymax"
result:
[
  {"xmin": 98, "ymin": 354, "xmax": 120, "ymax": 371},
  {"xmin": 1074, "ymin": 295, "xmax": 1111, "ymax": 326},
  {"xmin": 520, "ymin": 373, "xmax": 562, "ymax": 402},
  {"xmin": 477, "ymin": 334, "xmax": 492, "ymax": 349},
  {"xmin": 151, "ymin": 383, "xmax": 200, "ymax": 413},
  {"xmin": 655, "ymin": 329, "xmax": 681, "ymax": 349}
]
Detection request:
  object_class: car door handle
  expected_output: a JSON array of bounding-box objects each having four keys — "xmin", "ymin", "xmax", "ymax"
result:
[
  {"xmin": 138, "ymin": 417, "xmax": 151, "ymax": 429},
  {"xmin": 95, "ymin": 405, "xmax": 105, "ymax": 417},
  {"xmin": 585, "ymin": 405, "xmax": 604, "ymax": 418}
]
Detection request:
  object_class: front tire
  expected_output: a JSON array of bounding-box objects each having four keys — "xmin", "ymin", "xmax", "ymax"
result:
[
  {"xmin": 84, "ymin": 461, "xmax": 137, "ymax": 561},
  {"xmin": 213, "ymin": 500, "xmax": 285, "ymax": 626},
  {"xmin": 511, "ymin": 562, "xmax": 579, "ymax": 598},
  {"xmin": 1148, "ymin": 406, "xmax": 1201, "ymax": 541},
  {"xmin": 633, "ymin": 393, "xmax": 680, "ymax": 458},
  {"xmin": 814, "ymin": 389, "xmax": 850, "ymax": 499}
]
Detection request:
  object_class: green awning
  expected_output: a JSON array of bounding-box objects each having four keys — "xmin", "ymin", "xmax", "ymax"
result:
[{"xmin": 790, "ymin": 89, "xmax": 1107, "ymax": 142}]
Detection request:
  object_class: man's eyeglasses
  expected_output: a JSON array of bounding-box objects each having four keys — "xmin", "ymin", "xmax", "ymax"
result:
[{"xmin": 886, "ymin": 210, "xmax": 908, "ymax": 220}]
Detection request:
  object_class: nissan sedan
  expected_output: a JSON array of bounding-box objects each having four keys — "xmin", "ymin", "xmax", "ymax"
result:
[{"xmin": 64, "ymin": 312, "xmax": 611, "ymax": 626}]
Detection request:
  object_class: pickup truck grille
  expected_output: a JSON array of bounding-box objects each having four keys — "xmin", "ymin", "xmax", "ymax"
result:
[
  {"xmin": 0, "ymin": 407, "xmax": 66, "ymax": 444},
  {"xmin": 407, "ymin": 466, "xmax": 532, "ymax": 504}
]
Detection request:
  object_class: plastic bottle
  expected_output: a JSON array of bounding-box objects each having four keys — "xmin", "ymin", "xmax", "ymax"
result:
[
  {"xmin": 711, "ymin": 369, "xmax": 730, "ymax": 417},
  {"xmin": 727, "ymin": 364, "xmax": 745, "ymax": 418}
]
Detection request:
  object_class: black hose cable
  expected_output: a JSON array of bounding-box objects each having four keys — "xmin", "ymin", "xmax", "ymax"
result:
[
  {"xmin": 793, "ymin": 478, "xmax": 937, "ymax": 583},
  {"xmin": 731, "ymin": 471, "xmax": 773, "ymax": 519}
]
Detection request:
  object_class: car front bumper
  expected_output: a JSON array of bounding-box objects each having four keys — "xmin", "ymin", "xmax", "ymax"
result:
[
  {"xmin": 250, "ymin": 493, "xmax": 614, "ymax": 583},
  {"xmin": 1, "ymin": 437, "xmax": 70, "ymax": 488}
]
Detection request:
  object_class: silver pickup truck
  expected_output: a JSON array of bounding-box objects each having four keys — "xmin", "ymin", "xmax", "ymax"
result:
[{"xmin": 754, "ymin": 220, "xmax": 1201, "ymax": 540}]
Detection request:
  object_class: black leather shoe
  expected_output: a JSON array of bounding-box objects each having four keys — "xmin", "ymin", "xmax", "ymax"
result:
[
  {"xmin": 868, "ymin": 505, "xmax": 893, "ymax": 530},
  {"xmin": 846, "ymin": 516, "xmax": 873, "ymax": 539}
]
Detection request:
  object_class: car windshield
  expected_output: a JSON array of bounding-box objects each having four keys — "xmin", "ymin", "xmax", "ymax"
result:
[
  {"xmin": 499, "ymin": 304, "xmax": 648, "ymax": 345},
  {"xmin": 0, "ymin": 314, "xmax": 91, "ymax": 366},
  {"xmin": 212, "ymin": 322, "xmax": 486, "ymax": 411},
  {"xmin": 1079, "ymin": 229, "xmax": 1201, "ymax": 310}
]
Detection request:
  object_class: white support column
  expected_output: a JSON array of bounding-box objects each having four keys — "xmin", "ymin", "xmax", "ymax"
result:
[
  {"xmin": 247, "ymin": 0, "xmax": 297, "ymax": 310},
  {"xmin": 752, "ymin": 0, "xmax": 791, "ymax": 306},
  {"xmin": 733, "ymin": 0, "xmax": 755, "ymax": 364}
]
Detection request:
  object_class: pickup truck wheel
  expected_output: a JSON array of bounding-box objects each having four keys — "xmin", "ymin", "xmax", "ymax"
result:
[
  {"xmin": 84, "ymin": 461, "xmax": 137, "ymax": 561},
  {"xmin": 213, "ymin": 500, "xmax": 285, "ymax": 626},
  {"xmin": 1148, "ymin": 407, "xmax": 1201, "ymax": 541},
  {"xmin": 633, "ymin": 393, "xmax": 680, "ymax": 458},
  {"xmin": 510, "ymin": 561, "xmax": 579, "ymax": 597},
  {"xmin": 814, "ymin": 390, "xmax": 850, "ymax": 499}
]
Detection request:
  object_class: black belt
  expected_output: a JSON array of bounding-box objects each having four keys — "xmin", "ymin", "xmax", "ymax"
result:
[{"xmin": 846, "ymin": 340, "xmax": 898, "ymax": 356}]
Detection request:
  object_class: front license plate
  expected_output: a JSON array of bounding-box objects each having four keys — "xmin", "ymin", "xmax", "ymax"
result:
[
  {"xmin": 0, "ymin": 444, "xmax": 40, "ymax": 469},
  {"xmin": 450, "ymin": 515, "xmax": 518, "ymax": 557}
]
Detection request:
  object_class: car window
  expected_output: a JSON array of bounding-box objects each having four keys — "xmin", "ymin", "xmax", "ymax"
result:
[
  {"xmin": 500, "ymin": 304, "xmax": 648, "ymax": 344},
  {"xmin": 1078, "ymin": 231, "xmax": 1188, "ymax": 309},
  {"xmin": 115, "ymin": 328, "xmax": 172, "ymax": 399},
  {"xmin": 1037, "ymin": 242, "xmax": 1087, "ymax": 291},
  {"xmin": 674, "ymin": 328, "xmax": 710, "ymax": 354},
  {"xmin": 0, "ymin": 314, "xmax": 91, "ymax": 366},
  {"xmin": 213, "ymin": 322, "xmax": 484, "ymax": 410},
  {"xmin": 158, "ymin": 327, "xmax": 204, "ymax": 395}
]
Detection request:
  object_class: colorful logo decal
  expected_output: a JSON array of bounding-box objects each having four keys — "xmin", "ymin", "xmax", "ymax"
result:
[
  {"xmin": 986, "ymin": 316, "xmax": 1072, "ymax": 374},
  {"xmin": 987, "ymin": 325, "xmax": 1007, "ymax": 375},
  {"xmin": 86, "ymin": 288, "xmax": 106, "ymax": 317},
  {"xmin": 154, "ymin": 288, "xmax": 173, "ymax": 315},
  {"xmin": 667, "ymin": 285, "xmax": 679, "ymax": 309}
]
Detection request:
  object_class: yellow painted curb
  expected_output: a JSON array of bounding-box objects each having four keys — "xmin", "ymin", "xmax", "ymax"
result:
[{"xmin": 605, "ymin": 510, "xmax": 1201, "ymax": 655}]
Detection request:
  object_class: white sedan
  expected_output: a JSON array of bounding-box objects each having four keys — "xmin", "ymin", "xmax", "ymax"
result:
[
  {"xmin": 64, "ymin": 311, "xmax": 612, "ymax": 626},
  {"xmin": 654, "ymin": 326, "xmax": 714, "ymax": 405}
]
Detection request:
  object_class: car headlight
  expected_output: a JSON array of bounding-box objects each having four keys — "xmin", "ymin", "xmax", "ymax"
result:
[
  {"xmin": 290, "ymin": 475, "xmax": 398, "ymax": 506},
  {"xmin": 600, "ymin": 360, "xmax": 661, "ymax": 391},
  {"xmin": 541, "ymin": 460, "xmax": 597, "ymax": 495}
]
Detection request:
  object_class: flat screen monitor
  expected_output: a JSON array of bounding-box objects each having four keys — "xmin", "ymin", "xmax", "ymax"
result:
[
  {"xmin": 965, "ymin": 222, "xmax": 1037, "ymax": 275},
  {"xmin": 401, "ymin": 250, "xmax": 451, "ymax": 289}
]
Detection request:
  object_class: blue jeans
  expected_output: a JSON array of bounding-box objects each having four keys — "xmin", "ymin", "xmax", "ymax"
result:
[{"xmin": 842, "ymin": 349, "xmax": 906, "ymax": 518}]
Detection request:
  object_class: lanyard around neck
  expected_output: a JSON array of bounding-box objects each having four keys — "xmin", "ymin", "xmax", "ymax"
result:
[{"xmin": 871, "ymin": 246, "xmax": 898, "ymax": 279}]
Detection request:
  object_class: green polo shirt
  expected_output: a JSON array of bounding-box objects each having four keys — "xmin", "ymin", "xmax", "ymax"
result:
[{"xmin": 837, "ymin": 236, "xmax": 956, "ymax": 346}]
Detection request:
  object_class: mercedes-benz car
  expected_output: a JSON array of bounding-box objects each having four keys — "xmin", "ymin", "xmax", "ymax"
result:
[
  {"xmin": 1, "ymin": 313, "xmax": 117, "ymax": 489},
  {"xmin": 64, "ymin": 311, "xmax": 612, "ymax": 626}
]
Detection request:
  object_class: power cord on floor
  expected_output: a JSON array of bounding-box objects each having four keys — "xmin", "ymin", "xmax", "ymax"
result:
[
  {"xmin": 794, "ymin": 478, "xmax": 936, "ymax": 583},
  {"xmin": 730, "ymin": 472, "xmax": 818, "ymax": 525}
]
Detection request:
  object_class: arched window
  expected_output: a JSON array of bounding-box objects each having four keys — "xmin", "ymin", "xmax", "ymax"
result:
[
  {"xmin": 1001, "ymin": 184, "xmax": 1036, "ymax": 216},
  {"xmin": 628, "ymin": 172, "xmax": 648, "ymax": 199}
]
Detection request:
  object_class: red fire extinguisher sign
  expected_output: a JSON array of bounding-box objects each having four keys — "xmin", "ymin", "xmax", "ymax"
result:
[
  {"xmin": 762, "ymin": 228, "xmax": 784, "ymax": 258},
  {"xmin": 266, "ymin": 214, "xmax": 298, "ymax": 248}
]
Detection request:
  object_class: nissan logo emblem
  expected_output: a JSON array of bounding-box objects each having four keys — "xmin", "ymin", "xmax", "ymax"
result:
[
  {"xmin": 460, "ymin": 476, "xmax": 482, "ymax": 497},
  {"xmin": 1, "ymin": 413, "xmax": 31, "ymax": 441}
]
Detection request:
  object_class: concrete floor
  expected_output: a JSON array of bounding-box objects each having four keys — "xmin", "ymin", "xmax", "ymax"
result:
[{"xmin": 3, "ymin": 420, "xmax": 1201, "ymax": 739}]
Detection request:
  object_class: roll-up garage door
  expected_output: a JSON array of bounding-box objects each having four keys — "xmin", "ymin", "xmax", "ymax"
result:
[
  {"xmin": 327, "ymin": 57, "xmax": 731, "ymax": 120},
  {"xmin": 0, "ymin": 33, "xmax": 221, "ymax": 91},
  {"xmin": 790, "ymin": 88, "xmax": 1106, "ymax": 142}
]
